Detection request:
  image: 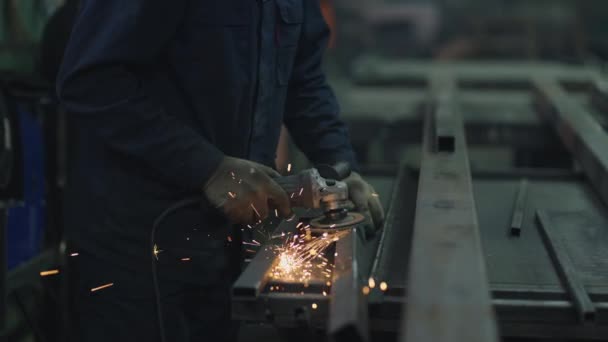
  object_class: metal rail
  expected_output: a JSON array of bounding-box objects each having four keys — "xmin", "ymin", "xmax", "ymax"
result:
[
  {"xmin": 400, "ymin": 77, "xmax": 499, "ymax": 342},
  {"xmin": 329, "ymin": 229, "xmax": 369, "ymax": 342},
  {"xmin": 536, "ymin": 210, "xmax": 596, "ymax": 323},
  {"xmin": 534, "ymin": 78, "xmax": 608, "ymax": 207}
]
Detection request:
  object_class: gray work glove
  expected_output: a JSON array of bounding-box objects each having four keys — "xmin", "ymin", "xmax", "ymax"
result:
[
  {"xmin": 204, "ymin": 156, "xmax": 292, "ymax": 225},
  {"xmin": 344, "ymin": 172, "xmax": 385, "ymax": 232}
]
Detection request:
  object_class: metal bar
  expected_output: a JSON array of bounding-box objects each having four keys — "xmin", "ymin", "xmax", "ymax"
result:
[
  {"xmin": 329, "ymin": 229, "xmax": 369, "ymax": 342},
  {"xmin": 433, "ymin": 76, "xmax": 456, "ymax": 153},
  {"xmin": 369, "ymin": 165, "xmax": 407, "ymax": 279},
  {"xmin": 535, "ymin": 210, "xmax": 596, "ymax": 323},
  {"xmin": 510, "ymin": 179, "xmax": 528, "ymax": 237},
  {"xmin": 400, "ymin": 77, "xmax": 498, "ymax": 342},
  {"xmin": 232, "ymin": 220, "xmax": 297, "ymax": 298},
  {"xmin": 534, "ymin": 78, "xmax": 608, "ymax": 207},
  {"xmin": 591, "ymin": 79, "xmax": 608, "ymax": 114}
]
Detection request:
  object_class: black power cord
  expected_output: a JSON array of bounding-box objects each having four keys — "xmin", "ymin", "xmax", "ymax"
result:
[{"xmin": 150, "ymin": 197, "xmax": 201, "ymax": 342}]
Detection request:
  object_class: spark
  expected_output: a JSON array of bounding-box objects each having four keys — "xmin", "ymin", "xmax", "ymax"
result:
[
  {"xmin": 250, "ymin": 203, "xmax": 261, "ymax": 218},
  {"xmin": 228, "ymin": 192, "xmax": 236, "ymax": 199},
  {"xmin": 362, "ymin": 286, "xmax": 370, "ymax": 295},
  {"xmin": 153, "ymin": 244, "xmax": 163, "ymax": 260},
  {"xmin": 326, "ymin": 281, "xmax": 332, "ymax": 286},
  {"xmin": 380, "ymin": 282, "xmax": 388, "ymax": 291},
  {"xmin": 287, "ymin": 163, "xmax": 292, "ymax": 173},
  {"xmin": 311, "ymin": 303, "xmax": 318, "ymax": 310},
  {"xmin": 372, "ymin": 193, "xmax": 379, "ymax": 197},
  {"xmin": 181, "ymin": 257, "xmax": 191, "ymax": 261},
  {"xmin": 323, "ymin": 291, "xmax": 327, "ymax": 296},
  {"xmin": 91, "ymin": 283, "xmax": 114, "ymax": 292},
  {"xmin": 70, "ymin": 253, "xmax": 79, "ymax": 257},
  {"xmin": 298, "ymin": 187, "xmax": 304, "ymax": 196},
  {"xmin": 269, "ymin": 230, "xmax": 348, "ymax": 283},
  {"xmin": 275, "ymin": 209, "xmax": 278, "ymax": 217},
  {"xmin": 230, "ymin": 171, "xmax": 236, "ymax": 179},
  {"xmin": 329, "ymin": 224, "xmax": 336, "ymax": 228},
  {"xmin": 40, "ymin": 269, "xmax": 59, "ymax": 277},
  {"xmin": 227, "ymin": 236, "xmax": 233, "ymax": 242},
  {"xmin": 368, "ymin": 277, "xmax": 376, "ymax": 289}
]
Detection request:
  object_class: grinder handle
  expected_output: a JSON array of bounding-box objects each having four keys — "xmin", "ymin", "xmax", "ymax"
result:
[{"xmin": 316, "ymin": 162, "xmax": 351, "ymax": 181}]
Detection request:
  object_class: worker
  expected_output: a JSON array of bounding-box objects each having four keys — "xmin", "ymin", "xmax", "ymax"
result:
[{"xmin": 57, "ymin": 1, "xmax": 384, "ymax": 341}]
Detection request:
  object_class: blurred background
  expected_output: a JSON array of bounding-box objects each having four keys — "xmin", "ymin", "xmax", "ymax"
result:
[{"xmin": 1, "ymin": 0, "xmax": 607, "ymax": 341}]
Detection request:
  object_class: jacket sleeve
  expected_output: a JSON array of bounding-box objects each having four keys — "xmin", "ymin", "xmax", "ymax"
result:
[
  {"xmin": 283, "ymin": 0, "xmax": 358, "ymax": 170},
  {"xmin": 57, "ymin": 0, "xmax": 224, "ymax": 191}
]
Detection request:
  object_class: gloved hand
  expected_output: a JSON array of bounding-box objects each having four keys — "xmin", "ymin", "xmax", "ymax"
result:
[
  {"xmin": 204, "ymin": 156, "xmax": 292, "ymax": 225},
  {"xmin": 344, "ymin": 172, "xmax": 385, "ymax": 232}
]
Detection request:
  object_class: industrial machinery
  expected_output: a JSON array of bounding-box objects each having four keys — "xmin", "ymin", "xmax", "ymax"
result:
[{"xmin": 232, "ymin": 60, "xmax": 608, "ymax": 342}]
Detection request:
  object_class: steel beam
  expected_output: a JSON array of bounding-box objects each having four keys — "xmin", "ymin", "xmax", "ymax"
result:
[
  {"xmin": 329, "ymin": 229, "xmax": 369, "ymax": 342},
  {"xmin": 536, "ymin": 210, "xmax": 596, "ymax": 323},
  {"xmin": 534, "ymin": 78, "xmax": 608, "ymax": 207},
  {"xmin": 400, "ymin": 77, "xmax": 498, "ymax": 342}
]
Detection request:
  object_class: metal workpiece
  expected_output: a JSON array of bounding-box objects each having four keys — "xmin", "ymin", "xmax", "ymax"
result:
[
  {"xmin": 533, "ymin": 78, "xmax": 608, "ymax": 207},
  {"xmin": 536, "ymin": 210, "xmax": 597, "ymax": 323},
  {"xmin": 329, "ymin": 229, "xmax": 369, "ymax": 342},
  {"xmin": 400, "ymin": 101, "xmax": 498, "ymax": 342},
  {"xmin": 233, "ymin": 220, "xmax": 298, "ymax": 298}
]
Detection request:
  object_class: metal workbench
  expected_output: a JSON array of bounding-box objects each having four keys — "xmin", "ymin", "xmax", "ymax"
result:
[{"xmin": 233, "ymin": 60, "xmax": 608, "ymax": 341}]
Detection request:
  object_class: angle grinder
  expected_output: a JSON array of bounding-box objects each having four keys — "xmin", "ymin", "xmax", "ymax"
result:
[{"xmin": 274, "ymin": 162, "xmax": 365, "ymax": 231}]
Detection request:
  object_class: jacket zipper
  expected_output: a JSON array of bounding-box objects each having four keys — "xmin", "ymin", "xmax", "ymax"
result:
[{"xmin": 247, "ymin": 0, "xmax": 265, "ymax": 159}]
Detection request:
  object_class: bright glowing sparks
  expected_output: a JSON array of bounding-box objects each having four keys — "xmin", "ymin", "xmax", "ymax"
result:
[
  {"xmin": 368, "ymin": 277, "xmax": 376, "ymax": 289},
  {"xmin": 181, "ymin": 257, "xmax": 191, "ymax": 261},
  {"xmin": 228, "ymin": 191, "xmax": 236, "ymax": 199},
  {"xmin": 311, "ymin": 303, "xmax": 318, "ymax": 310},
  {"xmin": 380, "ymin": 282, "xmax": 388, "ymax": 291},
  {"xmin": 287, "ymin": 163, "xmax": 292, "ymax": 172},
  {"xmin": 40, "ymin": 269, "xmax": 59, "ymax": 277},
  {"xmin": 362, "ymin": 286, "xmax": 370, "ymax": 295},
  {"xmin": 270, "ymin": 230, "xmax": 348, "ymax": 283},
  {"xmin": 250, "ymin": 203, "xmax": 261, "ymax": 218},
  {"xmin": 91, "ymin": 283, "xmax": 114, "ymax": 292},
  {"xmin": 70, "ymin": 253, "xmax": 79, "ymax": 257},
  {"xmin": 153, "ymin": 244, "xmax": 163, "ymax": 260}
]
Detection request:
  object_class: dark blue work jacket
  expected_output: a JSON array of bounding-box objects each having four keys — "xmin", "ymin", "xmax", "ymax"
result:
[{"xmin": 57, "ymin": 0, "xmax": 356, "ymax": 280}]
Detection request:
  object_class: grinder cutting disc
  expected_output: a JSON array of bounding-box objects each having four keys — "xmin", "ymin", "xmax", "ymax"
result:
[{"xmin": 310, "ymin": 212, "xmax": 365, "ymax": 230}]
